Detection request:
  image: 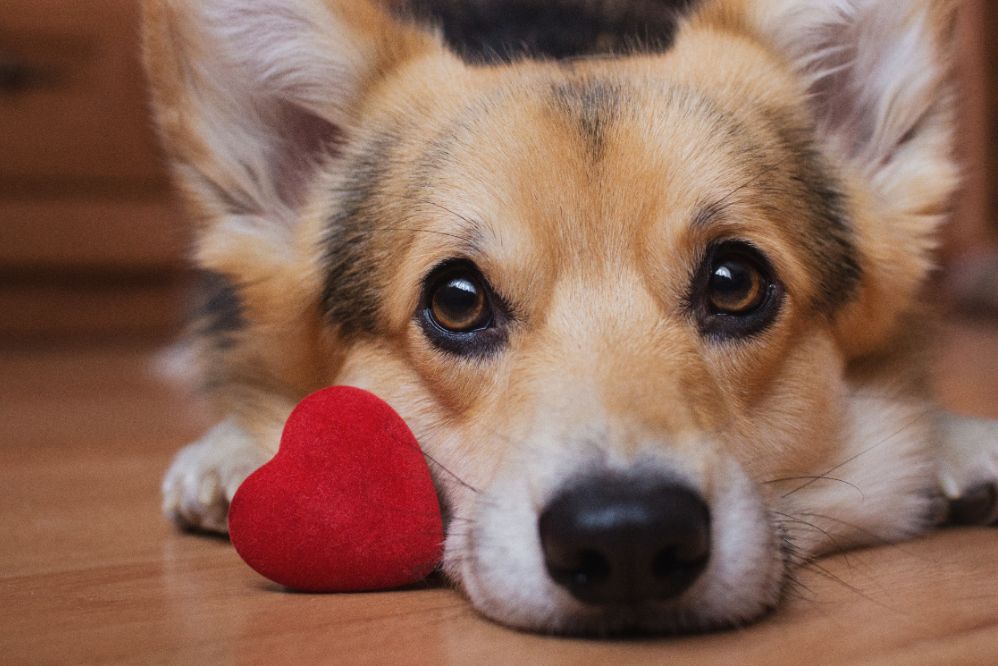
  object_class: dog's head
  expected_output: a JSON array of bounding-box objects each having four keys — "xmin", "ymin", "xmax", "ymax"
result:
[{"xmin": 145, "ymin": 0, "xmax": 958, "ymax": 634}]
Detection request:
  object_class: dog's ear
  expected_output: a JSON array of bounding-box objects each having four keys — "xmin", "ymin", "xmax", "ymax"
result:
[
  {"xmin": 143, "ymin": 0, "xmax": 440, "ymax": 278},
  {"xmin": 748, "ymin": 0, "xmax": 958, "ymax": 173},
  {"xmin": 703, "ymin": 0, "xmax": 960, "ymax": 356}
]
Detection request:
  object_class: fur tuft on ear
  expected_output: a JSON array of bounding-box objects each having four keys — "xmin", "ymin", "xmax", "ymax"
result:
[{"xmin": 143, "ymin": 0, "xmax": 438, "ymax": 276}]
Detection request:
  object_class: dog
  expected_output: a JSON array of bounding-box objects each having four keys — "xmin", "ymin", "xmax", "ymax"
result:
[{"xmin": 144, "ymin": 0, "xmax": 998, "ymax": 635}]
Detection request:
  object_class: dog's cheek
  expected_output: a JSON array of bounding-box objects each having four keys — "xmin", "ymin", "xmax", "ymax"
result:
[{"xmin": 727, "ymin": 329, "xmax": 847, "ymax": 483}]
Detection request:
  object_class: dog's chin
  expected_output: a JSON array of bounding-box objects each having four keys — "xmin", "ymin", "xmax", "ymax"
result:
[{"xmin": 441, "ymin": 459, "xmax": 787, "ymax": 636}]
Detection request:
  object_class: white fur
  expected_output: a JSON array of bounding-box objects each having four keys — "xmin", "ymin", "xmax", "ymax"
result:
[
  {"xmin": 747, "ymin": 0, "xmax": 958, "ymax": 256},
  {"xmin": 775, "ymin": 390, "xmax": 938, "ymax": 559},
  {"xmin": 156, "ymin": 0, "xmax": 384, "ymax": 272},
  {"xmin": 938, "ymin": 414, "xmax": 998, "ymax": 507},
  {"xmin": 162, "ymin": 418, "xmax": 273, "ymax": 532},
  {"xmin": 198, "ymin": 0, "xmax": 373, "ymax": 120}
]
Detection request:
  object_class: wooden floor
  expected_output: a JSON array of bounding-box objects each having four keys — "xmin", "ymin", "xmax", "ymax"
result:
[{"xmin": 2, "ymin": 319, "xmax": 998, "ymax": 664}]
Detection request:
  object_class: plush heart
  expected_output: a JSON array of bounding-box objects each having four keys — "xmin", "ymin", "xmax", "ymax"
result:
[{"xmin": 228, "ymin": 386, "xmax": 444, "ymax": 591}]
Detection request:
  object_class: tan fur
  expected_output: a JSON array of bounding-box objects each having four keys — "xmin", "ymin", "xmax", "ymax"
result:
[{"xmin": 145, "ymin": 0, "xmax": 996, "ymax": 635}]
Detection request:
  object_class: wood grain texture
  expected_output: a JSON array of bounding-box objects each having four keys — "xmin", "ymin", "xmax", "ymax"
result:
[{"xmin": 1, "ymin": 320, "xmax": 997, "ymax": 664}]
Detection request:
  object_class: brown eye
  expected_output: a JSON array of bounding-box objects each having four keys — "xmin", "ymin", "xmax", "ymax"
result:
[
  {"xmin": 692, "ymin": 241, "xmax": 783, "ymax": 340},
  {"xmin": 429, "ymin": 270, "xmax": 491, "ymax": 332},
  {"xmin": 707, "ymin": 258, "xmax": 766, "ymax": 315}
]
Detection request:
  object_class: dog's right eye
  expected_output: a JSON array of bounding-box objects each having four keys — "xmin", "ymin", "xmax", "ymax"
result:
[{"xmin": 419, "ymin": 261, "xmax": 507, "ymax": 356}]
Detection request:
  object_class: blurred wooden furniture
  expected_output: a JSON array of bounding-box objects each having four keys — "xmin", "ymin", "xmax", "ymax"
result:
[
  {"xmin": 951, "ymin": 0, "xmax": 998, "ymax": 257},
  {"xmin": 939, "ymin": 1, "xmax": 998, "ymax": 316},
  {"xmin": 1, "ymin": 0, "xmax": 995, "ymax": 344},
  {"xmin": 0, "ymin": 0, "xmax": 191, "ymax": 342}
]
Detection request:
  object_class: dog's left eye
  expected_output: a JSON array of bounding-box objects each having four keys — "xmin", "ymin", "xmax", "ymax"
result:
[
  {"xmin": 419, "ymin": 261, "xmax": 507, "ymax": 356},
  {"xmin": 692, "ymin": 241, "xmax": 783, "ymax": 339},
  {"xmin": 707, "ymin": 257, "xmax": 767, "ymax": 315}
]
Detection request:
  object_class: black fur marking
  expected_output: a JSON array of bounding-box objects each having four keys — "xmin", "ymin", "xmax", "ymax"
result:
[
  {"xmin": 761, "ymin": 109, "xmax": 862, "ymax": 313},
  {"xmin": 550, "ymin": 79, "xmax": 623, "ymax": 159},
  {"xmin": 194, "ymin": 271, "xmax": 246, "ymax": 350},
  {"xmin": 320, "ymin": 132, "xmax": 401, "ymax": 337},
  {"xmin": 397, "ymin": 0, "xmax": 700, "ymax": 63}
]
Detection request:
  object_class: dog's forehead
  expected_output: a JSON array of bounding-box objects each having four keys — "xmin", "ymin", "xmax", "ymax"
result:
[{"xmin": 415, "ymin": 69, "xmax": 769, "ymax": 267}]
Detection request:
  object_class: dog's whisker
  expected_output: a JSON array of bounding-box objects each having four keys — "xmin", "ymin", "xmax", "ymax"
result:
[
  {"xmin": 421, "ymin": 451, "xmax": 482, "ymax": 495},
  {"xmin": 795, "ymin": 559, "xmax": 903, "ymax": 614},
  {"xmin": 772, "ymin": 510, "xmax": 844, "ymax": 550},
  {"xmin": 765, "ymin": 475, "xmax": 865, "ymax": 501},
  {"xmin": 798, "ymin": 511, "xmax": 927, "ymax": 560},
  {"xmin": 783, "ymin": 574, "xmax": 819, "ymax": 603},
  {"xmin": 781, "ymin": 410, "xmax": 929, "ymax": 498},
  {"xmin": 773, "ymin": 511, "xmax": 865, "ymax": 575}
]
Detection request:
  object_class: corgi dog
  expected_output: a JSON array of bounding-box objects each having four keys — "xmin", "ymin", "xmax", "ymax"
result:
[{"xmin": 144, "ymin": 0, "xmax": 998, "ymax": 635}]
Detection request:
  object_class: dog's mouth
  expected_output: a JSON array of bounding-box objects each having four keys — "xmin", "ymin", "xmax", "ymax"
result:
[{"xmin": 441, "ymin": 461, "xmax": 788, "ymax": 636}]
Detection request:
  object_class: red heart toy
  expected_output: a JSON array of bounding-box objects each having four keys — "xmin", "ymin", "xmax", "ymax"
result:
[{"xmin": 228, "ymin": 386, "xmax": 443, "ymax": 591}]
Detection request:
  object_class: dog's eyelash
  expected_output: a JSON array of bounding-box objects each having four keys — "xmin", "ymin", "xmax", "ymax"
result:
[{"xmin": 381, "ymin": 226, "xmax": 477, "ymax": 244}]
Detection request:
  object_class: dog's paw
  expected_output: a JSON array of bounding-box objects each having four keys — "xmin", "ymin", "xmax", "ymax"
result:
[
  {"xmin": 162, "ymin": 419, "xmax": 270, "ymax": 533},
  {"xmin": 937, "ymin": 414, "xmax": 998, "ymax": 526}
]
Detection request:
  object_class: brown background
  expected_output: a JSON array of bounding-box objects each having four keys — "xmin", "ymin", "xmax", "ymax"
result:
[
  {"xmin": 1, "ymin": 0, "xmax": 187, "ymax": 343},
  {"xmin": 1, "ymin": 0, "xmax": 997, "ymax": 346}
]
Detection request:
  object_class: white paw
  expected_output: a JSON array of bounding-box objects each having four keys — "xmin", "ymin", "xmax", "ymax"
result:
[
  {"xmin": 162, "ymin": 419, "xmax": 270, "ymax": 533},
  {"xmin": 937, "ymin": 414, "xmax": 998, "ymax": 525}
]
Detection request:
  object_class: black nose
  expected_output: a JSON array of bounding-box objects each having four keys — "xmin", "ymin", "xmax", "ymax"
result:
[{"xmin": 538, "ymin": 475, "xmax": 711, "ymax": 605}]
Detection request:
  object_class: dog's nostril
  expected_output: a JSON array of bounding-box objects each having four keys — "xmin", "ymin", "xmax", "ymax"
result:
[
  {"xmin": 539, "ymin": 475, "xmax": 711, "ymax": 606},
  {"xmin": 552, "ymin": 549, "xmax": 612, "ymax": 589},
  {"xmin": 576, "ymin": 549, "xmax": 612, "ymax": 585},
  {"xmin": 652, "ymin": 549, "xmax": 678, "ymax": 578},
  {"xmin": 652, "ymin": 542, "xmax": 710, "ymax": 584}
]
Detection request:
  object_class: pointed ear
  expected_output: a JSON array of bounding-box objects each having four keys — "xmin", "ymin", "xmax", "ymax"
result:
[
  {"xmin": 711, "ymin": 0, "xmax": 960, "ymax": 355},
  {"xmin": 748, "ymin": 0, "xmax": 958, "ymax": 181},
  {"xmin": 143, "ymin": 0, "xmax": 439, "ymax": 274}
]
